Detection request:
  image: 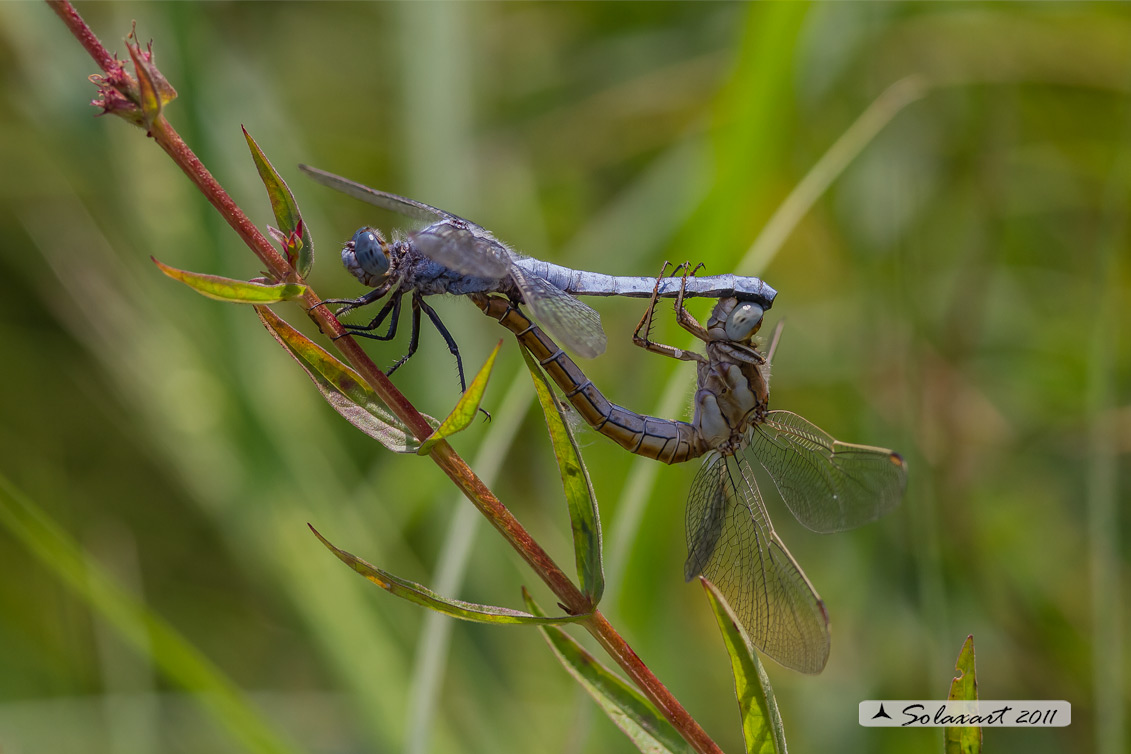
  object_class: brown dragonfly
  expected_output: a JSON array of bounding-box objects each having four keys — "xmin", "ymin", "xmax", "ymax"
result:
[{"xmin": 474, "ymin": 266, "xmax": 907, "ymax": 673}]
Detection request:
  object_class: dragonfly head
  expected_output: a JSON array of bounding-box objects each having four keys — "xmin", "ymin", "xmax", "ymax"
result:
[
  {"xmin": 709, "ymin": 298, "xmax": 764, "ymax": 343},
  {"xmin": 344, "ymin": 226, "xmax": 392, "ymax": 285}
]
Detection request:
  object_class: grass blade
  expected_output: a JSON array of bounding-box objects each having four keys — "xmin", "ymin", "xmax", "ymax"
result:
[
  {"xmin": 520, "ymin": 346, "xmax": 604, "ymax": 604},
  {"xmin": 0, "ymin": 474, "xmax": 304, "ymax": 754},
  {"xmin": 701, "ymin": 578, "xmax": 787, "ymax": 754},
  {"xmin": 311, "ymin": 527, "xmax": 585, "ymax": 625},
  {"xmin": 523, "ymin": 590, "xmax": 693, "ymax": 754}
]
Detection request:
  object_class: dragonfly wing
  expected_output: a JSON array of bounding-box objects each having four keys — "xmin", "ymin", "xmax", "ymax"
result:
[
  {"xmin": 412, "ymin": 221, "xmax": 513, "ymax": 279},
  {"xmin": 751, "ymin": 410, "xmax": 908, "ymax": 533},
  {"xmin": 510, "ymin": 266, "xmax": 607, "ymax": 359},
  {"xmin": 684, "ymin": 453, "xmax": 831, "ymax": 674},
  {"xmin": 298, "ymin": 165, "xmax": 450, "ymax": 223}
]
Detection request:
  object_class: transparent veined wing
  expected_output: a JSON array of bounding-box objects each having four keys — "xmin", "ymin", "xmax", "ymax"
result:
[
  {"xmin": 750, "ymin": 410, "xmax": 907, "ymax": 534},
  {"xmin": 299, "ymin": 165, "xmax": 448, "ymax": 223},
  {"xmin": 411, "ymin": 220, "xmax": 513, "ymax": 279},
  {"xmin": 509, "ymin": 265, "xmax": 607, "ymax": 359},
  {"xmin": 300, "ymin": 165, "xmax": 515, "ymax": 279},
  {"xmin": 684, "ymin": 452, "xmax": 831, "ymax": 674}
]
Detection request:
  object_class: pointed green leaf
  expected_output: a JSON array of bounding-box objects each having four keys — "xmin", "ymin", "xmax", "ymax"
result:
[
  {"xmin": 243, "ymin": 128, "xmax": 314, "ymax": 276},
  {"xmin": 154, "ymin": 257, "xmax": 306, "ymax": 303},
  {"xmin": 125, "ymin": 36, "xmax": 176, "ymax": 130},
  {"xmin": 131, "ymin": 55, "xmax": 159, "ymax": 129},
  {"xmin": 418, "ymin": 341, "xmax": 501, "ymax": 455},
  {"xmin": 256, "ymin": 306, "xmax": 435, "ymax": 453},
  {"xmin": 523, "ymin": 589, "xmax": 693, "ymax": 754},
  {"xmin": 0, "ymin": 475, "xmax": 301, "ymax": 754},
  {"xmin": 520, "ymin": 347, "xmax": 604, "ymax": 604},
  {"xmin": 311, "ymin": 527, "xmax": 585, "ymax": 625},
  {"xmin": 945, "ymin": 635, "xmax": 982, "ymax": 754},
  {"xmin": 701, "ymin": 578, "xmax": 787, "ymax": 754}
]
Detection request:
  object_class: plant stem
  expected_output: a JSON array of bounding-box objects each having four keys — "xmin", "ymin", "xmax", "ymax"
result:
[
  {"xmin": 47, "ymin": 0, "xmax": 118, "ymax": 73},
  {"xmin": 586, "ymin": 611, "xmax": 723, "ymax": 754},
  {"xmin": 50, "ymin": 3, "xmax": 723, "ymax": 752}
]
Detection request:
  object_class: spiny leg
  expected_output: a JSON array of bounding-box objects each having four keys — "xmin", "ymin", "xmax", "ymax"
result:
[
  {"xmin": 308, "ymin": 280, "xmax": 394, "ymax": 317},
  {"xmin": 417, "ymin": 296, "xmax": 468, "ymax": 393},
  {"xmin": 632, "ymin": 261, "xmax": 706, "ymax": 363},
  {"xmin": 632, "ymin": 260, "xmax": 672, "ymax": 349},
  {"xmin": 673, "ymin": 262, "xmax": 709, "ymax": 341},
  {"xmin": 417, "ymin": 297, "xmax": 489, "ymax": 419},
  {"xmin": 385, "ymin": 296, "xmax": 422, "ymax": 378},
  {"xmin": 338, "ymin": 291, "xmax": 403, "ymax": 342}
]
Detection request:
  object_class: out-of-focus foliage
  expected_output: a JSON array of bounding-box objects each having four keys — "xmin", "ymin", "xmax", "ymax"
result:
[
  {"xmin": 0, "ymin": 3, "xmax": 1127, "ymax": 754},
  {"xmin": 946, "ymin": 636, "xmax": 982, "ymax": 754}
]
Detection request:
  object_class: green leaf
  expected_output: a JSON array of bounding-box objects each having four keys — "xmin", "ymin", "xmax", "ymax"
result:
[
  {"xmin": 418, "ymin": 341, "xmax": 501, "ymax": 455},
  {"xmin": 0, "ymin": 474, "xmax": 303, "ymax": 754},
  {"xmin": 520, "ymin": 347, "xmax": 604, "ymax": 604},
  {"xmin": 256, "ymin": 306, "xmax": 435, "ymax": 453},
  {"xmin": 311, "ymin": 527, "xmax": 585, "ymax": 625},
  {"xmin": 153, "ymin": 257, "xmax": 306, "ymax": 303},
  {"xmin": 243, "ymin": 128, "xmax": 314, "ymax": 276},
  {"xmin": 945, "ymin": 635, "xmax": 982, "ymax": 754},
  {"xmin": 523, "ymin": 589, "xmax": 693, "ymax": 754},
  {"xmin": 125, "ymin": 34, "xmax": 177, "ymax": 131},
  {"xmin": 701, "ymin": 578, "xmax": 787, "ymax": 754}
]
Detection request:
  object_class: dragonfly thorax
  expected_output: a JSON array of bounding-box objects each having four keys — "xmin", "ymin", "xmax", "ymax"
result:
[
  {"xmin": 343, "ymin": 226, "xmax": 393, "ymax": 287},
  {"xmin": 692, "ymin": 359, "xmax": 769, "ymax": 454}
]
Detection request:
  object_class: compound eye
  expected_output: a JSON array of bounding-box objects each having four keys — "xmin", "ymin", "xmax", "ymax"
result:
[
  {"xmin": 348, "ymin": 227, "xmax": 390, "ymax": 278},
  {"xmin": 724, "ymin": 302, "xmax": 764, "ymax": 341}
]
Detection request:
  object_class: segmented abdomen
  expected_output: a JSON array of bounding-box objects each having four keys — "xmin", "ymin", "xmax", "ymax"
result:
[{"xmin": 473, "ymin": 295, "xmax": 706, "ymax": 465}]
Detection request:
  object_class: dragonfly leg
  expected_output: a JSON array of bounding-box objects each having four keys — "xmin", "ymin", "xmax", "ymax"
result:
[
  {"xmin": 673, "ymin": 262, "xmax": 710, "ymax": 341},
  {"xmin": 631, "ymin": 261, "xmax": 706, "ymax": 363},
  {"xmin": 380, "ymin": 295, "xmax": 487, "ymax": 418},
  {"xmin": 310, "ymin": 281, "xmax": 394, "ymax": 316},
  {"xmin": 385, "ymin": 296, "xmax": 422, "ymax": 377},
  {"xmin": 416, "ymin": 296, "xmax": 469, "ymax": 393},
  {"xmin": 631, "ymin": 262, "xmax": 669, "ymax": 348},
  {"xmin": 668, "ymin": 261, "xmax": 705, "ymax": 279},
  {"xmin": 338, "ymin": 291, "xmax": 403, "ymax": 341}
]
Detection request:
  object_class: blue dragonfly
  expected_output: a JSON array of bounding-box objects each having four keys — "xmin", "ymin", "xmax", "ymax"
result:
[{"xmin": 300, "ymin": 165, "xmax": 777, "ymax": 389}]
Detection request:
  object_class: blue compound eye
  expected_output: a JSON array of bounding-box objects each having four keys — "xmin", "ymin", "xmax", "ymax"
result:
[
  {"xmin": 724, "ymin": 302, "xmax": 764, "ymax": 341},
  {"xmin": 347, "ymin": 227, "xmax": 390, "ymax": 279}
]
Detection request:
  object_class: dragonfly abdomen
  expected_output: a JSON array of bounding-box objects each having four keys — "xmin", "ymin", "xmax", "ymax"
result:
[{"xmin": 474, "ymin": 294, "xmax": 706, "ymax": 464}]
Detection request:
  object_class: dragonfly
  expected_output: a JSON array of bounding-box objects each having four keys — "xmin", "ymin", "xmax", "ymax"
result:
[
  {"xmin": 299, "ymin": 165, "xmax": 778, "ymax": 390},
  {"xmin": 473, "ymin": 266, "xmax": 907, "ymax": 673}
]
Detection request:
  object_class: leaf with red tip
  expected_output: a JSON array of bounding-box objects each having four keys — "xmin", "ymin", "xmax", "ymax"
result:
[
  {"xmin": 244, "ymin": 129, "xmax": 313, "ymax": 276},
  {"xmin": 126, "ymin": 34, "xmax": 176, "ymax": 130},
  {"xmin": 945, "ymin": 636, "xmax": 981, "ymax": 754},
  {"xmin": 256, "ymin": 306, "xmax": 434, "ymax": 453},
  {"xmin": 153, "ymin": 257, "xmax": 305, "ymax": 303}
]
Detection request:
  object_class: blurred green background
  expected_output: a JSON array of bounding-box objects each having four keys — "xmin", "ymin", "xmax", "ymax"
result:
[{"xmin": 0, "ymin": 2, "xmax": 1127, "ymax": 753}]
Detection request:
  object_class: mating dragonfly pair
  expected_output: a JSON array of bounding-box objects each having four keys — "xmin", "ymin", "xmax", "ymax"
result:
[{"xmin": 302, "ymin": 166, "xmax": 908, "ymax": 674}]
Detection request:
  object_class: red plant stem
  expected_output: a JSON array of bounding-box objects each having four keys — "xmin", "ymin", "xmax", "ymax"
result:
[
  {"xmin": 154, "ymin": 122, "xmax": 294, "ymax": 273},
  {"xmin": 47, "ymin": 0, "xmax": 119, "ymax": 74},
  {"xmin": 50, "ymin": 3, "xmax": 723, "ymax": 753},
  {"xmin": 587, "ymin": 611, "xmax": 723, "ymax": 754}
]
